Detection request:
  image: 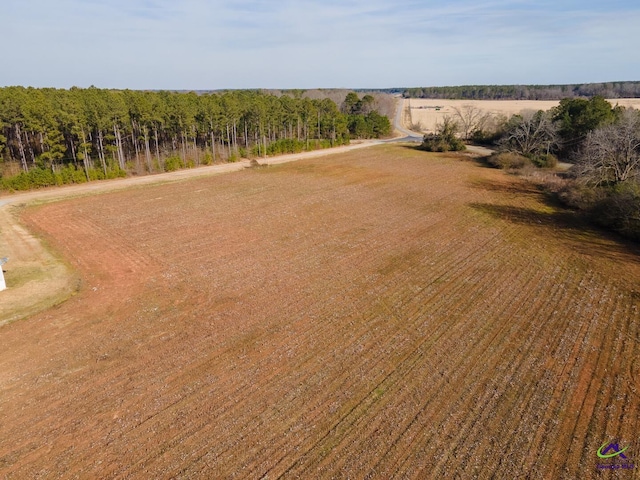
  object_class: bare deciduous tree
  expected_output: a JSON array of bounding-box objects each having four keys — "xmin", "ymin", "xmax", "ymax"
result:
[
  {"xmin": 367, "ymin": 93, "xmax": 396, "ymax": 119},
  {"xmin": 574, "ymin": 108, "xmax": 640, "ymax": 186},
  {"xmin": 499, "ymin": 110, "xmax": 559, "ymax": 157},
  {"xmin": 452, "ymin": 104, "xmax": 490, "ymax": 140}
]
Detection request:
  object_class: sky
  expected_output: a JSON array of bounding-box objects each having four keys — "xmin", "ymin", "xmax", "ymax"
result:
[{"xmin": 3, "ymin": 0, "xmax": 639, "ymax": 90}]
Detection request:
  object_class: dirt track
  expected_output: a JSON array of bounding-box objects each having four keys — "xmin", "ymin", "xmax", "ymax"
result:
[{"xmin": 1, "ymin": 144, "xmax": 638, "ymax": 478}]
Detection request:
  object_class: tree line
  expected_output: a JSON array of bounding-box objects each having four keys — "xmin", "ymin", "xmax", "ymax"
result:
[
  {"xmin": 400, "ymin": 82, "xmax": 640, "ymax": 100},
  {"xmin": 0, "ymin": 88, "xmax": 390, "ymax": 190}
]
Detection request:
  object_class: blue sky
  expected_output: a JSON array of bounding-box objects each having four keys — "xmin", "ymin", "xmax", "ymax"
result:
[{"xmin": 3, "ymin": 0, "xmax": 639, "ymax": 89}]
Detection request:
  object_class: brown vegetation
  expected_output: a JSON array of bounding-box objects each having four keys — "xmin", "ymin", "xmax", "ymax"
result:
[
  {"xmin": 0, "ymin": 144, "xmax": 638, "ymax": 478},
  {"xmin": 486, "ymin": 152, "xmax": 532, "ymax": 170}
]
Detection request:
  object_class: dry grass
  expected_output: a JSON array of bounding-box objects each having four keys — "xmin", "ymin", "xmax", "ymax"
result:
[
  {"xmin": 406, "ymin": 98, "xmax": 640, "ymax": 133},
  {"xmin": 0, "ymin": 205, "xmax": 77, "ymax": 326}
]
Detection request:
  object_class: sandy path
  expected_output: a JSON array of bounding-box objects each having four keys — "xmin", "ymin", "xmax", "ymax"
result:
[{"xmin": 0, "ymin": 140, "xmax": 383, "ymax": 325}]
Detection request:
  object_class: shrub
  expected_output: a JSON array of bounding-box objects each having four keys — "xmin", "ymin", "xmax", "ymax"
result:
[
  {"xmin": 486, "ymin": 152, "xmax": 532, "ymax": 170},
  {"xmin": 164, "ymin": 155, "xmax": 183, "ymax": 172},
  {"xmin": 267, "ymin": 139, "xmax": 306, "ymax": 155},
  {"xmin": 530, "ymin": 153, "xmax": 558, "ymax": 169},
  {"xmin": 55, "ymin": 165, "xmax": 88, "ymax": 185},
  {"xmin": 556, "ymin": 182, "xmax": 601, "ymax": 210},
  {"xmin": 470, "ymin": 128, "xmax": 503, "ymax": 146},
  {"xmin": 420, "ymin": 117, "xmax": 466, "ymax": 152},
  {"xmin": 1, "ymin": 165, "xmax": 90, "ymax": 190},
  {"xmin": 556, "ymin": 180, "xmax": 640, "ymax": 241},
  {"xmin": 88, "ymin": 168, "xmax": 105, "ymax": 181},
  {"xmin": 420, "ymin": 133, "xmax": 466, "ymax": 152},
  {"xmin": 30, "ymin": 167, "xmax": 56, "ymax": 187},
  {"xmin": 1, "ymin": 172, "xmax": 30, "ymax": 190},
  {"xmin": 591, "ymin": 181, "xmax": 640, "ymax": 240},
  {"xmin": 107, "ymin": 167, "xmax": 127, "ymax": 179}
]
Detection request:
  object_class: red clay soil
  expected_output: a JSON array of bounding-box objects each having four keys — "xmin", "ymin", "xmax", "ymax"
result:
[{"xmin": 0, "ymin": 144, "xmax": 639, "ymax": 478}]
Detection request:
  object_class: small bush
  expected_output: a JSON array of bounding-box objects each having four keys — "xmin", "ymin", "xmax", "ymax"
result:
[
  {"xmin": 530, "ymin": 153, "xmax": 558, "ymax": 169},
  {"xmin": 486, "ymin": 152, "xmax": 532, "ymax": 170},
  {"xmin": 1, "ymin": 165, "xmax": 90, "ymax": 190},
  {"xmin": 31, "ymin": 167, "xmax": 56, "ymax": 187},
  {"xmin": 470, "ymin": 129, "xmax": 503, "ymax": 146},
  {"xmin": 1, "ymin": 172, "xmax": 30, "ymax": 190},
  {"xmin": 55, "ymin": 165, "xmax": 88, "ymax": 185},
  {"xmin": 591, "ymin": 181, "xmax": 640, "ymax": 240},
  {"xmin": 88, "ymin": 168, "xmax": 105, "ymax": 181},
  {"xmin": 267, "ymin": 139, "xmax": 306, "ymax": 155},
  {"xmin": 420, "ymin": 134, "xmax": 466, "ymax": 152},
  {"xmin": 556, "ymin": 180, "xmax": 640, "ymax": 241},
  {"xmin": 420, "ymin": 117, "xmax": 466, "ymax": 152},
  {"xmin": 557, "ymin": 182, "xmax": 602, "ymax": 210},
  {"xmin": 164, "ymin": 155, "xmax": 183, "ymax": 172},
  {"xmin": 106, "ymin": 167, "xmax": 127, "ymax": 179}
]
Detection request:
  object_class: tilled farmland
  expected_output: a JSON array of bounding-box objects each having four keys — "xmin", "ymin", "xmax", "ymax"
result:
[{"xmin": 1, "ymin": 144, "xmax": 639, "ymax": 478}]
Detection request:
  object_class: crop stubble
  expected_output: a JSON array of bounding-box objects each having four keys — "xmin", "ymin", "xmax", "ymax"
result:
[
  {"xmin": 0, "ymin": 144, "xmax": 639, "ymax": 478},
  {"xmin": 406, "ymin": 98, "xmax": 640, "ymax": 133}
]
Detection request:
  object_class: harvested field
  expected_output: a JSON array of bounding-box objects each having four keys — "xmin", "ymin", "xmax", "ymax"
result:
[
  {"xmin": 406, "ymin": 98, "xmax": 640, "ymax": 133},
  {"xmin": 0, "ymin": 144, "xmax": 639, "ymax": 478}
]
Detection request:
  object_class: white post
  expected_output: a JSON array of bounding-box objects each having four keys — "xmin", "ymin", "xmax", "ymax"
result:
[{"xmin": 0, "ymin": 258, "xmax": 7, "ymax": 292}]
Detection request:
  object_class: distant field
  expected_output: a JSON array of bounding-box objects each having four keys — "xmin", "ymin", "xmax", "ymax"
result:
[
  {"xmin": 1, "ymin": 144, "xmax": 639, "ymax": 478},
  {"xmin": 406, "ymin": 98, "xmax": 640, "ymax": 132}
]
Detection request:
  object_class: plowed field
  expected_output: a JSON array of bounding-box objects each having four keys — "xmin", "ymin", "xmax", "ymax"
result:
[{"xmin": 1, "ymin": 144, "xmax": 639, "ymax": 478}]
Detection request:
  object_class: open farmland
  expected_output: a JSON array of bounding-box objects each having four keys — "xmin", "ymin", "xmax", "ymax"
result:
[
  {"xmin": 1, "ymin": 144, "xmax": 639, "ymax": 478},
  {"xmin": 406, "ymin": 98, "xmax": 640, "ymax": 133}
]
